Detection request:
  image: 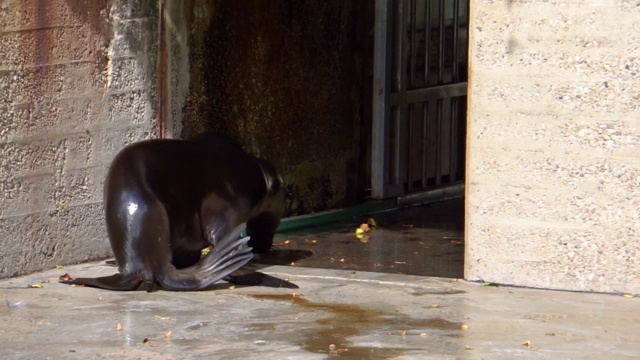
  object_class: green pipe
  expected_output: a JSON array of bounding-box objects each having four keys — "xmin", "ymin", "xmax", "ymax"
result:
[
  {"xmin": 276, "ymin": 198, "xmax": 398, "ymax": 233},
  {"xmin": 276, "ymin": 183, "xmax": 464, "ymax": 233}
]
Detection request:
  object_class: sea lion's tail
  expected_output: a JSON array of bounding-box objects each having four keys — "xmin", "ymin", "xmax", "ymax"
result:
[{"xmin": 157, "ymin": 223, "xmax": 254, "ymax": 291}]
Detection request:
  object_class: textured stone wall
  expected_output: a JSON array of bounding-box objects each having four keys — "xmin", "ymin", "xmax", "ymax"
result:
[
  {"xmin": 466, "ymin": 0, "xmax": 640, "ymax": 293},
  {"xmin": 180, "ymin": 0, "xmax": 369, "ymax": 216},
  {"xmin": 0, "ymin": 0, "xmax": 158, "ymax": 277}
]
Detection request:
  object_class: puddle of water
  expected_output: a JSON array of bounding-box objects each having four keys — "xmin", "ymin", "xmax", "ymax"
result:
[
  {"xmin": 248, "ymin": 294, "xmax": 462, "ymax": 358},
  {"xmin": 408, "ymin": 289, "xmax": 467, "ymax": 296},
  {"xmin": 185, "ymin": 321, "xmax": 211, "ymax": 331}
]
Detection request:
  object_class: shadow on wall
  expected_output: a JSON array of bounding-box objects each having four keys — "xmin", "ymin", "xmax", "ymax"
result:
[{"xmin": 181, "ymin": 0, "xmax": 372, "ymax": 217}]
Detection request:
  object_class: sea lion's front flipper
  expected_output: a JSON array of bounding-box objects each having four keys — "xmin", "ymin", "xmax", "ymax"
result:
[
  {"xmin": 158, "ymin": 223, "xmax": 254, "ymax": 291},
  {"xmin": 60, "ymin": 273, "xmax": 143, "ymax": 291}
]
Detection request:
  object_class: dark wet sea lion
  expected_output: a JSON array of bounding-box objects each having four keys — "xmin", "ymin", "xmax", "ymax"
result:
[{"xmin": 61, "ymin": 133, "xmax": 297, "ymax": 291}]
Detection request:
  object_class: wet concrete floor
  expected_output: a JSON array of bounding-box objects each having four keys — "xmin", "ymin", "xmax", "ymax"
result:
[
  {"xmin": 266, "ymin": 199, "xmax": 465, "ymax": 279},
  {"xmin": 1, "ymin": 264, "xmax": 638, "ymax": 359}
]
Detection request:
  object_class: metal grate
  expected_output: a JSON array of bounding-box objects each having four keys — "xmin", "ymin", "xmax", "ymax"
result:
[{"xmin": 372, "ymin": 0, "xmax": 469, "ymax": 199}]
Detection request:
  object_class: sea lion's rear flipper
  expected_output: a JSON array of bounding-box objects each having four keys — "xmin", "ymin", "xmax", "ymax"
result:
[
  {"xmin": 60, "ymin": 273, "xmax": 143, "ymax": 291},
  {"xmin": 158, "ymin": 223, "xmax": 254, "ymax": 291},
  {"xmin": 225, "ymin": 270, "xmax": 299, "ymax": 289}
]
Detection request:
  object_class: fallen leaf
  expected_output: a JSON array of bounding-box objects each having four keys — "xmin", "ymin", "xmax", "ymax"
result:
[
  {"xmin": 283, "ymin": 240, "xmax": 291, "ymax": 245},
  {"xmin": 155, "ymin": 315, "xmax": 171, "ymax": 320},
  {"xmin": 461, "ymin": 324, "xmax": 469, "ymax": 330},
  {"xmin": 355, "ymin": 228, "xmax": 366, "ymax": 237},
  {"xmin": 400, "ymin": 330, "xmax": 407, "ymax": 336},
  {"xmin": 56, "ymin": 265, "xmax": 64, "ymax": 269},
  {"xmin": 357, "ymin": 234, "xmax": 370, "ymax": 243},
  {"xmin": 465, "ymin": 345, "xmax": 474, "ymax": 350},
  {"xmin": 522, "ymin": 340, "xmax": 532, "ymax": 348},
  {"xmin": 290, "ymin": 262, "xmax": 296, "ymax": 266},
  {"xmin": 165, "ymin": 331, "xmax": 172, "ymax": 340},
  {"xmin": 367, "ymin": 217, "xmax": 377, "ymax": 227},
  {"xmin": 28, "ymin": 284, "xmax": 43, "ymax": 289},
  {"xmin": 59, "ymin": 273, "xmax": 74, "ymax": 281},
  {"xmin": 358, "ymin": 223, "xmax": 371, "ymax": 232},
  {"xmin": 428, "ymin": 304, "xmax": 439, "ymax": 309},
  {"xmin": 450, "ymin": 279, "xmax": 459, "ymax": 283},
  {"xmin": 623, "ymin": 294, "xmax": 633, "ymax": 298},
  {"xmin": 201, "ymin": 247, "xmax": 211, "ymax": 256},
  {"xmin": 420, "ymin": 333, "xmax": 428, "ymax": 337},
  {"xmin": 116, "ymin": 321, "xmax": 123, "ymax": 331},
  {"xmin": 98, "ymin": 297, "xmax": 105, "ymax": 302},
  {"xmin": 142, "ymin": 338, "xmax": 151, "ymax": 344},
  {"xmin": 228, "ymin": 285, "xmax": 236, "ymax": 290},
  {"xmin": 339, "ymin": 258, "xmax": 345, "ymax": 263}
]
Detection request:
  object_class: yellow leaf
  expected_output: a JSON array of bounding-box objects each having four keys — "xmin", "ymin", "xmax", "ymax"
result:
[
  {"xmin": 367, "ymin": 217, "xmax": 377, "ymax": 227},
  {"xmin": 28, "ymin": 284, "xmax": 43, "ymax": 289},
  {"xmin": 623, "ymin": 294, "xmax": 633, "ymax": 298}
]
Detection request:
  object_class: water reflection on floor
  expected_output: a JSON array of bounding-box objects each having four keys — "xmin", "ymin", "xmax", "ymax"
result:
[{"xmin": 257, "ymin": 198, "xmax": 464, "ymax": 279}]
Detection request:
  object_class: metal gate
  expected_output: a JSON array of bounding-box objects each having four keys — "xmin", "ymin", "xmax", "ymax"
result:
[{"xmin": 372, "ymin": 0, "xmax": 469, "ymax": 199}]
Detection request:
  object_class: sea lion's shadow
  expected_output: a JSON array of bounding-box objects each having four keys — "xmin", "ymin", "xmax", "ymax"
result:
[
  {"xmin": 102, "ymin": 249, "xmax": 312, "ymax": 291},
  {"xmin": 251, "ymin": 249, "xmax": 313, "ymax": 267}
]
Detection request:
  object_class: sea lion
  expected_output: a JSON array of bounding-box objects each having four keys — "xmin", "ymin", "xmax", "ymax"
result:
[{"xmin": 61, "ymin": 133, "xmax": 296, "ymax": 291}]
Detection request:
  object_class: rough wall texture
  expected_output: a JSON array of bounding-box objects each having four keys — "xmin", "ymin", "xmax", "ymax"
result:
[
  {"xmin": 465, "ymin": 0, "xmax": 640, "ymax": 293},
  {"xmin": 180, "ymin": 0, "xmax": 369, "ymax": 216},
  {"xmin": 0, "ymin": 0, "xmax": 158, "ymax": 277}
]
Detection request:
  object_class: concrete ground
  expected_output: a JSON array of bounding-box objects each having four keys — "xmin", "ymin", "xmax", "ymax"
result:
[{"xmin": 1, "ymin": 263, "xmax": 638, "ymax": 360}]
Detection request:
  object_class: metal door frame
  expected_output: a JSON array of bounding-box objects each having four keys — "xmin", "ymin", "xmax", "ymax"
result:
[{"xmin": 372, "ymin": 0, "xmax": 468, "ymax": 199}]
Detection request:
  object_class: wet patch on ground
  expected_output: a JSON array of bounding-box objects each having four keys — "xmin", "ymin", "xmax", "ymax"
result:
[
  {"xmin": 259, "ymin": 198, "xmax": 465, "ymax": 279},
  {"xmin": 248, "ymin": 293, "xmax": 463, "ymax": 358}
]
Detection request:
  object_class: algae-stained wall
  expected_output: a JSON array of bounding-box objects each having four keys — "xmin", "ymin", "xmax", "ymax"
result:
[
  {"xmin": 180, "ymin": 0, "xmax": 370, "ymax": 216},
  {"xmin": 466, "ymin": 0, "xmax": 640, "ymax": 293},
  {"xmin": 0, "ymin": 0, "xmax": 158, "ymax": 277}
]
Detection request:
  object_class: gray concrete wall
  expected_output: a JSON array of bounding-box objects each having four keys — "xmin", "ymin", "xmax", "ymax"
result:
[
  {"xmin": 465, "ymin": 0, "xmax": 640, "ymax": 293},
  {"xmin": 0, "ymin": 0, "xmax": 158, "ymax": 277}
]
